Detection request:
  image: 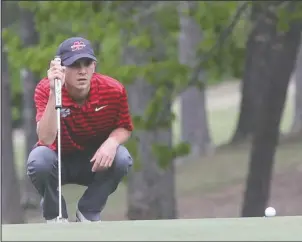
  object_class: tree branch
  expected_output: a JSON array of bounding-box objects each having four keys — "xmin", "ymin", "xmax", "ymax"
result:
[
  {"xmin": 186, "ymin": 1, "xmax": 293, "ymax": 91},
  {"xmin": 117, "ymin": 1, "xmax": 174, "ymax": 22},
  {"xmin": 187, "ymin": 1, "xmax": 250, "ymax": 89},
  {"xmin": 149, "ymin": 2, "xmax": 250, "ymax": 128}
]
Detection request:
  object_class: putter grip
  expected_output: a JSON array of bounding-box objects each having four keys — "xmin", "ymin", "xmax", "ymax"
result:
[{"xmin": 54, "ymin": 56, "xmax": 62, "ymax": 109}]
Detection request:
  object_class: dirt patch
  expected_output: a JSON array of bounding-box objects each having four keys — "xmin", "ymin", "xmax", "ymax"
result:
[
  {"xmin": 177, "ymin": 164, "xmax": 302, "ymax": 219},
  {"xmin": 98, "ymin": 164, "xmax": 302, "ymax": 221}
]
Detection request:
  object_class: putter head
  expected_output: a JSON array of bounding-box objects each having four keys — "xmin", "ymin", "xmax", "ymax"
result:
[
  {"xmin": 55, "ymin": 217, "xmax": 68, "ymax": 223},
  {"xmin": 46, "ymin": 217, "xmax": 68, "ymax": 223}
]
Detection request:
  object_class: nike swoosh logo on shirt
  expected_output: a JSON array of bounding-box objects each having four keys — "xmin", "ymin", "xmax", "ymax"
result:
[{"xmin": 95, "ymin": 105, "xmax": 108, "ymax": 111}]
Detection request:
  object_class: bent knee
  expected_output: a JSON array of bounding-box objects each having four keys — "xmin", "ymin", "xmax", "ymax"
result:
[
  {"xmin": 113, "ymin": 145, "xmax": 133, "ymax": 173},
  {"xmin": 27, "ymin": 146, "xmax": 57, "ymax": 177}
]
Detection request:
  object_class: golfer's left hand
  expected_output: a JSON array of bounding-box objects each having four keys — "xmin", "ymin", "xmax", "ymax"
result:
[{"xmin": 90, "ymin": 138, "xmax": 119, "ymax": 172}]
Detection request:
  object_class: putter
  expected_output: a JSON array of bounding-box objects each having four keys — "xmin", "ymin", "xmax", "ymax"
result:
[{"xmin": 54, "ymin": 56, "xmax": 64, "ymax": 222}]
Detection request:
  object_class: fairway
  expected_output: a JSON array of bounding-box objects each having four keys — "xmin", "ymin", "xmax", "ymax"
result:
[{"xmin": 3, "ymin": 216, "xmax": 302, "ymax": 241}]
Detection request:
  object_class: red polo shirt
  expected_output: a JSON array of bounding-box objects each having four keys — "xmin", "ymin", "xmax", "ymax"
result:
[{"xmin": 34, "ymin": 73, "xmax": 133, "ymax": 154}]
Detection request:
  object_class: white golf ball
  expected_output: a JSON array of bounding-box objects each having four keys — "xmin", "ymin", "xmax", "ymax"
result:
[{"xmin": 265, "ymin": 207, "xmax": 276, "ymax": 217}]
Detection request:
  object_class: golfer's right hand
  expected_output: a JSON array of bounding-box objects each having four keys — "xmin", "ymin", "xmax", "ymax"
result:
[{"xmin": 47, "ymin": 59, "xmax": 65, "ymax": 92}]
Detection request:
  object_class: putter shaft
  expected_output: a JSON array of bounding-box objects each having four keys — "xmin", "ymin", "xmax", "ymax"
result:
[{"xmin": 54, "ymin": 56, "xmax": 63, "ymax": 219}]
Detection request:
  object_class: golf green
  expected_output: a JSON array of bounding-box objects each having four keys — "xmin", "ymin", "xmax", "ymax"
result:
[{"xmin": 2, "ymin": 216, "xmax": 302, "ymax": 241}]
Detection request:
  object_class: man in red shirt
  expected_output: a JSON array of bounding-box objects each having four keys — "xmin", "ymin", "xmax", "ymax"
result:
[{"xmin": 27, "ymin": 37, "xmax": 133, "ymax": 223}]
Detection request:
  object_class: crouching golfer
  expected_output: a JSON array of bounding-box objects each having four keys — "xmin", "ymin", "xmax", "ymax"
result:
[{"xmin": 27, "ymin": 37, "xmax": 133, "ymax": 223}]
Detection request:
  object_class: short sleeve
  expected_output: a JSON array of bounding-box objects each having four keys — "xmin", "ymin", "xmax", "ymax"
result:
[
  {"xmin": 34, "ymin": 79, "xmax": 49, "ymax": 123},
  {"xmin": 116, "ymin": 87, "xmax": 133, "ymax": 131}
]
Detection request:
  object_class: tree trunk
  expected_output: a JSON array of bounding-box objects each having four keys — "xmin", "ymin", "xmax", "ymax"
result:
[
  {"xmin": 122, "ymin": 4, "xmax": 177, "ymax": 219},
  {"xmin": 2, "ymin": 49, "xmax": 25, "ymax": 224},
  {"xmin": 291, "ymin": 39, "xmax": 302, "ymax": 134},
  {"xmin": 126, "ymin": 77, "xmax": 176, "ymax": 220},
  {"xmin": 231, "ymin": 4, "xmax": 267, "ymax": 143},
  {"xmin": 19, "ymin": 6, "xmax": 40, "ymax": 209},
  {"xmin": 241, "ymin": 4, "xmax": 301, "ymax": 217},
  {"xmin": 127, "ymin": 121, "xmax": 176, "ymax": 220},
  {"xmin": 178, "ymin": 2, "xmax": 212, "ymax": 157}
]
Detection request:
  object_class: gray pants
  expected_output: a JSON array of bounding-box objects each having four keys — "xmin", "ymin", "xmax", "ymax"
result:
[{"xmin": 27, "ymin": 145, "xmax": 132, "ymax": 221}]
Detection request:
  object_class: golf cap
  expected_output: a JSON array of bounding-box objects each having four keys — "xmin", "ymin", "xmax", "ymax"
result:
[{"xmin": 56, "ymin": 37, "xmax": 97, "ymax": 66}]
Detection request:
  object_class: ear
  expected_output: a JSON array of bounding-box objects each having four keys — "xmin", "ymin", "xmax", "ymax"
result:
[{"xmin": 92, "ymin": 61, "xmax": 97, "ymax": 72}]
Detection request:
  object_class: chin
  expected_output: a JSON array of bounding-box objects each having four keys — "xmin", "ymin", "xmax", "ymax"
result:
[{"xmin": 76, "ymin": 83, "xmax": 89, "ymax": 89}]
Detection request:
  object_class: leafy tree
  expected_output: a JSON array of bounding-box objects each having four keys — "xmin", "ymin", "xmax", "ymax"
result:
[
  {"xmin": 2, "ymin": 1, "xmax": 25, "ymax": 224},
  {"xmin": 19, "ymin": 4, "xmax": 41, "ymax": 209},
  {"xmin": 178, "ymin": 1, "xmax": 212, "ymax": 158},
  {"xmin": 3, "ymin": 1, "xmax": 250, "ymax": 219},
  {"xmin": 231, "ymin": 3, "xmax": 264, "ymax": 143},
  {"xmin": 241, "ymin": 1, "xmax": 302, "ymax": 217},
  {"xmin": 231, "ymin": 1, "xmax": 302, "ymax": 143},
  {"xmin": 2, "ymin": 47, "xmax": 25, "ymax": 224}
]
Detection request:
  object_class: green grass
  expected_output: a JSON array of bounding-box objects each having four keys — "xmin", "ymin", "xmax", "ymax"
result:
[{"xmin": 3, "ymin": 216, "xmax": 302, "ymax": 241}]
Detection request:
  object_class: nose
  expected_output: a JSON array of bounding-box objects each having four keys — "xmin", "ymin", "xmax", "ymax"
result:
[{"xmin": 78, "ymin": 63, "xmax": 87, "ymax": 74}]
